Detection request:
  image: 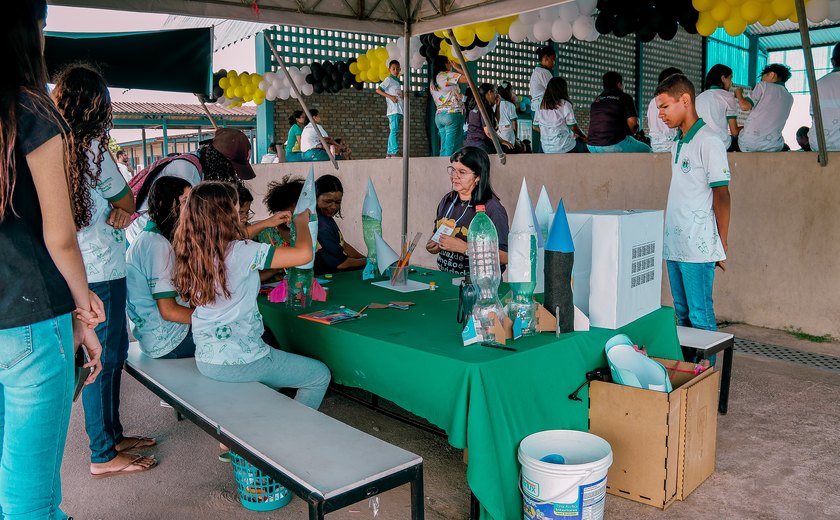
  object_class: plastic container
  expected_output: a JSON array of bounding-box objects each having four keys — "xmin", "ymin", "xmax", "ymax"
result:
[
  {"xmin": 230, "ymin": 452, "xmax": 292, "ymax": 512},
  {"xmin": 519, "ymin": 430, "xmax": 613, "ymax": 520},
  {"xmin": 467, "ymin": 206, "xmax": 505, "ymax": 343},
  {"xmin": 362, "ymin": 215, "xmax": 383, "ymax": 272},
  {"xmin": 508, "ymin": 232, "xmax": 538, "ymax": 336}
]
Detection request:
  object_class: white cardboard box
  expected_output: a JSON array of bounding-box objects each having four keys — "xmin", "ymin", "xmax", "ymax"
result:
[{"xmin": 567, "ymin": 210, "xmax": 664, "ymax": 329}]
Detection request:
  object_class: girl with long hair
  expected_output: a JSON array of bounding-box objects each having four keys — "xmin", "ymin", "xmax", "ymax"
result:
[
  {"xmin": 284, "ymin": 110, "xmax": 306, "ymax": 162},
  {"xmin": 538, "ymin": 76, "xmax": 588, "ymax": 153},
  {"xmin": 1, "ymin": 1, "xmax": 104, "ymax": 514},
  {"xmin": 126, "ymin": 176, "xmax": 195, "ymax": 360},
  {"xmin": 172, "ymin": 181, "xmax": 330, "ymax": 409},
  {"xmin": 463, "ymin": 83, "xmax": 512, "ymax": 153},
  {"xmin": 696, "ymin": 64, "xmax": 741, "ymax": 151},
  {"xmin": 430, "ymin": 56, "xmax": 468, "ymax": 156},
  {"xmin": 53, "ymin": 63, "xmax": 157, "ymax": 479},
  {"xmin": 497, "ymin": 81, "xmax": 519, "ymax": 146}
]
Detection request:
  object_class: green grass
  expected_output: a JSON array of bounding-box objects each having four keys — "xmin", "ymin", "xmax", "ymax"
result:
[{"xmin": 784, "ymin": 327, "xmax": 836, "ymax": 344}]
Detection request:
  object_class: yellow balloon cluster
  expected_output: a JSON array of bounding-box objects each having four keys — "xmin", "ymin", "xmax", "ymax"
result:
[
  {"xmin": 351, "ymin": 46, "xmax": 392, "ymax": 84},
  {"xmin": 433, "ymin": 16, "xmax": 516, "ymax": 61},
  {"xmin": 218, "ymin": 70, "xmax": 267, "ymax": 107},
  {"xmin": 693, "ymin": 0, "xmax": 802, "ymax": 37}
]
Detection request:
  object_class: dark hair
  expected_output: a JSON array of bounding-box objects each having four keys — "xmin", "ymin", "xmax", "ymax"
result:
[
  {"xmin": 264, "ymin": 175, "xmax": 304, "ymax": 214},
  {"xmin": 466, "ymin": 83, "xmax": 496, "ymax": 113},
  {"xmin": 148, "ymin": 176, "xmax": 191, "ymax": 242},
  {"xmin": 704, "ymin": 64, "xmax": 733, "ymax": 90},
  {"xmin": 449, "ymin": 147, "xmax": 497, "ymax": 206},
  {"xmin": 603, "ymin": 71, "xmax": 623, "ymax": 90},
  {"xmin": 1, "ymin": 0, "xmax": 53, "ymax": 222},
  {"xmin": 388, "ymin": 60, "xmax": 400, "ymax": 68},
  {"xmin": 655, "ymin": 73, "xmax": 696, "ymax": 102},
  {"xmin": 309, "ymin": 108, "xmax": 320, "ymax": 118},
  {"xmin": 498, "ymin": 81, "xmax": 515, "ymax": 103},
  {"xmin": 541, "ymin": 76, "xmax": 571, "ymax": 110},
  {"xmin": 833, "ymin": 42, "xmax": 840, "ymax": 64},
  {"xmin": 315, "ymin": 174, "xmax": 344, "ymax": 218},
  {"xmin": 52, "ymin": 63, "xmax": 112, "ymax": 230},
  {"xmin": 267, "ymin": 142, "xmax": 277, "ymax": 151},
  {"xmin": 658, "ymin": 67, "xmax": 683, "ymax": 85},
  {"xmin": 796, "ymin": 126, "xmax": 810, "ymax": 139},
  {"xmin": 537, "ymin": 46, "xmax": 556, "ymax": 61},
  {"xmin": 116, "ymin": 149, "xmax": 127, "ymax": 159},
  {"xmin": 430, "ymin": 56, "xmax": 450, "ymax": 88},
  {"xmin": 288, "ymin": 110, "xmax": 304, "ymax": 126},
  {"xmin": 199, "ymin": 143, "xmax": 237, "ymax": 183},
  {"xmin": 236, "ymin": 183, "xmax": 253, "ymax": 205},
  {"xmin": 761, "ymin": 63, "xmax": 792, "ymax": 83}
]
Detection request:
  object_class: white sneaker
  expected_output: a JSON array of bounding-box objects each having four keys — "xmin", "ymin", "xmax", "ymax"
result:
[{"xmin": 159, "ymin": 400, "xmax": 173, "ymax": 409}]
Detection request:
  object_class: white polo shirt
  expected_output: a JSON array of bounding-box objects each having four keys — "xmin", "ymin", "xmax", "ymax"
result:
[
  {"xmin": 529, "ymin": 66, "xmax": 553, "ymax": 125},
  {"xmin": 739, "ymin": 81, "xmax": 793, "ymax": 152},
  {"xmin": 192, "ymin": 240, "xmax": 275, "ymax": 366},
  {"xmin": 538, "ymin": 100, "xmax": 578, "ymax": 154},
  {"xmin": 498, "ymin": 99, "xmax": 518, "ymax": 143},
  {"xmin": 695, "ymin": 87, "xmax": 739, "ymax": 150},
  {"xmin": 808, "ymin": 69, "xmax": 840, "ymax": 151},
  {"xmin": 125, "ymin": 223, "xmax": 191, "ymax": 358},
  {"xmin": 664, "ymin": 119, "xmax": 730, "ymax": 264},
  {"xmin": 77, "ymin": 140, "xmax": 131, "ymax": 283},
  {"xmin": 301, "ymin": 123, "xmax": 328, "ymax": 153},
  {"xmin": 646, "ymin": 97, "xmax": 677, "ymax": 152},
  {"xmin": 378, "ymin": 75, "xmax": 403, "ymax": 116}
]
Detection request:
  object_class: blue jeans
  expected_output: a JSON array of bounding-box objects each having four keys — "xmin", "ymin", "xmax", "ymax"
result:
[
  {"xmin": 667, "ymin": 261, "xmax": 717, "ymax": 331},
  {"xmin": 588, "ymin": 136, "xmax": 652, "ymax": 153},
  {"xmin": 82, "ymin": 278, "xmax": 129, "ymax": 464},
  {"xmin": 387, "ymin": 114, "xmax": 402, "ymax": 155},
  {"xmin": 157, "ymin": 330, "xmax": 195, "ymax": 360},
  {"xmin": 197, "ymin": 348, "xmax": 331, "ymax": 409},
  {"xmin": 285, "ymin": 151, "xmax": 303, "ymax": 162},
  {"xmin": 435, "ymin": 111, "xmax": 464, "ymax": 157},
  {"xmin": 303, "ymin": 148, "xmax": 329, "ymax": 162},
  {"xmin": 0, "ymin": 314, "xmax": 74, "ymax": 520}
]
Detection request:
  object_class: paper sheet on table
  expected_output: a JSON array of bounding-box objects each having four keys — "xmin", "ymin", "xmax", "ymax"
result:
[
  {"xmin": 371, "ymin": 280, "xmax": 429, "ymax": 293},
  {"xmin": 374, "ymin": 232, "xmax": 400, "ymax": 275}
]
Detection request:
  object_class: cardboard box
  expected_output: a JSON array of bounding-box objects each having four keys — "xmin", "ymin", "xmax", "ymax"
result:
[
  {"xmin": 588, "ymin": 358, "xmax": 719, "ymax": 509},
  {"xmin": 567, "ymin": 210, "xmax": 664, "ymax": 329}
]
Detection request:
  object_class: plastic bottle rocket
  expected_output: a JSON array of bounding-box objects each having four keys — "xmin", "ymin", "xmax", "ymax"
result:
[
  {"xmin": 362, "ymin": 177, "xmax": 383, "ymax": 280},
  {"xmin": 467, "ymin": 205, "xmax": 505, "ymax": 344},
  {"xmin": 287, "ymin": 166, "xmax": 318, "ymax": 308},
  {"xmin": 507, "ymin": 179, "xmax": 539, "ymax": 336},
  {"xmin": 533, "ymin": 186, "xmax": 553, "ymax": 294},
  {"xmin": 543, "ymin": 199, "xmax": 575, "ymax": 333}
]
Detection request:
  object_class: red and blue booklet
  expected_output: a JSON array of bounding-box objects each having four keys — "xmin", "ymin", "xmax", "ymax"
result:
[{"xmin": 298, "ymin": 306, "xmax": 363, "ymax": 325}]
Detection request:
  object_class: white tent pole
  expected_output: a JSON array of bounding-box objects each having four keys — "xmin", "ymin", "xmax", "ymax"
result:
[
  {"xmin": 262, "ymin": 31, "xmax": 339, "ymax": 170},
  {"xmin": 794, "ymin": 0, "xmax": 828, "ymax": 166},
  {"xmin": 401, "ymin": 19, "xmax": 411, "ymax": 238},
  {"xmin": 446, "ymin": 29, "xmax": 507, "ymax": 165}
]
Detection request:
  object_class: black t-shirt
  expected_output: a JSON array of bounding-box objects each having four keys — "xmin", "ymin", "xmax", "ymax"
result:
[
  {"xmin": 587, "ymin": 89, "xmax": 638, "ymax": 147},
  {"xmin": 433, "ymin": 192, "xmax": 509, "ymax": 275},
  {"xmin": 0, "ymin": 93, "xmax": 75, "ymax": 329},
  {"xmin": 314, "ymin": 212, "xmax": 347, "ymax": 275},
  {"xmin": 464, "ymin": 108, "xmax": 493, "ymax": 152}
]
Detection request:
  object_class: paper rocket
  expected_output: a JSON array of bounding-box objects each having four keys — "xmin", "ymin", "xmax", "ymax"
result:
[
  {"xmin": 293, "ymin": 166, "xmax": 318, "ymax": 269},
  {"xmin": 374, "ymin": 231, "xmax": 400, "ymax": 275},
  {"xmin": 535, "ymin": 186, "xmax": 553, "ymax": 242},
  {"xmin": 363, "ymin": 177, "xmax": 382, "ymax": 220},
  {"xmin": 268, "ymin": 280, "xmax": 288, "ymax": 303},
  {"xmin": 546, "ymin": 199, "xmax": 574, "ymax": 253},
  {"xmin": 508, "ymin": 179, "xmax": 538, "ymax": 284}
]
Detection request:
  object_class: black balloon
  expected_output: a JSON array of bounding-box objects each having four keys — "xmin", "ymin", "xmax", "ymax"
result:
[
  {"xmin": 305, "ymin": 73, "xmax": 315, "ymax": 84},
  {"xmin": 354, "ymin": 81, "xmax": 363, "ymax": 90},
  {"xmin": 321, "ymin": 76, "xmax": 331, "ymax": 89},
  {"xmin": 313, "ymin": 82, "xmax": 324, "ymax": 94},
  {"xmin": 658, "ymin": 20, "xmax": 679, "ymax": 40},
  {"xmin": 595, "ymin": 12, "xmax": 614, "ymax": 34},
  {"xmin": 213, "ymin": 86, "xmax": 224, "ymax": 98},
  {"xmin": 637, "ymin": 24, "xmax": 656, "ymax": 42},
  {"xmin": 475, "ymin": 38, "xmax": 489, "ymax": 48}
]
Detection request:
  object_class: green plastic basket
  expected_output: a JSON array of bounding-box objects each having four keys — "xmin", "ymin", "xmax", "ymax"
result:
[{"xmin": 230, "ymin": 452, "xmax": 292, "ymax": 512}]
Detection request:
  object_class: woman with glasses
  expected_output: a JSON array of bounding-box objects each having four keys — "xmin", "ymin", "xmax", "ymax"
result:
[{"xmin": 425, "ymin": 147, "xmax": 509, "ymax": 275}]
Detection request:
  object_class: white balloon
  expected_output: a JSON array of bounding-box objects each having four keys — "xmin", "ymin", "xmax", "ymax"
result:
[
  {"xmin": 265, "ymin": 86, "xmax": 278, "ymax": 100},
  {"xmin": 830, "ymin": 0, "xmax": 840, "ymax": 20},
  {"xmin": 539, "ymin": 6, "xmax": 560, "ymax": 20},
  {"xmin": 807, "ymin": 0, "xmax": 830, "ymax": 22},
  {"xmin": 527, "ymin": 23, "xmax": 539, "ymax": 42},
  {"xmin": 572, "ymin": 16, "xmax": 595, "ymax": 41},
  {"xmin": 552, "ymin": 19, "xmax": 573, "ymax": 43},
  {"xmin": 519, "ymin": 11, "xmax": 540, "ymax": 24},
  {"xmin": 301, "ymin": 84, "xmax": 314, "ymax": 96},
  {"xmin": 559, "ymin": 3, "xmax": 580, "ymax": 23},
  {"xmin": 300, "ymin": 65, "xmax": 311, "ymax": 77},
  {"xmin": 386, "ymin": 42, "xmax": 398, "ymax": 56},
  {"xmin": 577, "ymin": 0, "xmax": 598, "ymax": 16},
  {"xmin": 508, "ymin": 19, "xmax": 528, "ymax": 42},
  {"xmin": 533, "ymin": 19, "xmax": 553, "ymax": 42},
  {"xmin": 290, "ymin": 88, "xmax": 299, "ymax": 99},
  {"xmin": 279, "ymin": 87, "xmax": 290, "ymax": 100},
  {"xmin": 586, "ymin": 27, "xmax": 600, "ymax": 42},
  {"xmin": 258, "ymin": 80, "xmax": 268, "ymax": 91},
  {"xmin": 262, "ymin": 71, "xmax": 276, "ymax": 82},
  {"xmin": 411, "ymin": 54, "xmax": 426, "ymax": 69}
]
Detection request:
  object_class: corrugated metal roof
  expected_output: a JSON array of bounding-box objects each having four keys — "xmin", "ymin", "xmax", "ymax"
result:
[
  {"xmin": 748, "ymin": 18, "xmax": 840, "ymax": 35},
  {"xmin": 756, "ymin": 23, "xmax": 840, "ymax": 51},
  {"xmin": 112, "ymin": 102, "xmax": 256, "ymax": 119},
  {"xmin": 162, "ymin": 16, "xmax": 273, "ymax": 51}
]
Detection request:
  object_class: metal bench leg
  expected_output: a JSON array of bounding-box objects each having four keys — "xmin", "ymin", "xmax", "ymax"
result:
[
  {"xmin": 411, "ymin": 465, "xmax": 424, "ymax": 520},
  {"xmin": 719, "ymin": 345, "xmax": 734, "ymax": 414},
  {"xmin": 308, "ymin": 501, "xmax": 325, "ymax": 520}
]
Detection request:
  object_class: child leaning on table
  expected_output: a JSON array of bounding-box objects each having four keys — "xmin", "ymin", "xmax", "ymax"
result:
[
  {"xmin": 654, "ymin": 74, "xmax": 731, "ymax": 343},
  {"xmin": 171, "ymin": 181, "xmax": 331, "ymax": 409}
]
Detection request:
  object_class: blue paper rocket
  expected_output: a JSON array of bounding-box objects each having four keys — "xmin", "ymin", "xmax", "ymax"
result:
[{"xmin": 546, "ymin": 199, "xmax": 574, "ymax": 253}]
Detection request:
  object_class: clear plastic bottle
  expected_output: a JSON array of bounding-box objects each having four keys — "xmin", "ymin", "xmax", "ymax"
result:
[
  {"xmin": 362, "ymin": 215, "xmax": 382, "ymax": 273},
  {"xmin": 467, "ymin": 205, "xmax": 505, "ymax": 344},
  {"xmin": 508, "ymin": 233, "xmax": 539, "ymax": 336},
  {"xmin": 286, "ymin": 217, "xmax": 315, "ymax": 308}
]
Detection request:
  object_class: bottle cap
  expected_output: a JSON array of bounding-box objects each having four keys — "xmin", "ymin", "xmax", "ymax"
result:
[{"xmin": 476, "ymin": 204, "xmax": 486, "ymax": 212}]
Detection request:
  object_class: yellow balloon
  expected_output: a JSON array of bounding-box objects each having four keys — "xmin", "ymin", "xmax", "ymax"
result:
[
  {"xmin": 710, "ymin": 1, "xmax": 732, "ymax": 22},
  {"xmin": 788, "ymin": 10, "xmax": 798, "ymax": 22},
  {"xmin": 228, "ymin": 70, "xmax": 238, "ymax": 78},
  {"xmin": 453, "ymin": 26, "xmax": 475, "ymax": 46},
  {"xmin": 724, "ymin": 0, "xmax": 743, "ymax": 5},
  {"xmin": 233, "ymin": 86, "xmax": 243, "ymax": 97},
  {"xmin": 349, "ymin": 62, "xmax": 359, "ymax": 75},
  {"xmin": 357, "ymin": 54, "xmax": 370, "ymax": 71},
  {"xmin": 219, "ymin": 77, "xmax": 229, "ymax": 89},
  {"xmin": 724, "ymin": 14, "xmax": 747, "ymax": 35},
  {"xmin": 692, "ymin": 0, "xmax": 715, "ymax": 11},
  {"xmin": 377, "ymin": 47, "xmax": 389, "ymax": 61},
  {"xmin": 740, "ymin": 0, "xmax": 764, "ymax": 23},
  {"xmin": 224, "ymin": 87, "xmax": 235, "ymax": 98},
  {"xmin": 475, "ymin": 22, "xmax": 496, "ymax": 42},
  {"xmin": 379, "ymin": 65, "xmax": 389, "ymax": 79},
  {"xmin": 758, "ymin": 12, "xmax": 778, "ymax": 25},
  {"xmin": 494, "ymin": 17, "xmax": 515, "ymax": 35},
  {"xmin": 696, "ymin": 12, "xmax": 719, "ymax": 36},
  {"xmin": 228, "ymin": 76, "xmax": 239, "ymax": 87},
  {"xmin": 770, "ymin": 0, "xmax": 791, "ymax": 19},
  {"xmin": 251, "ymin": 74, "xmax": 262, "ymax": 86}
]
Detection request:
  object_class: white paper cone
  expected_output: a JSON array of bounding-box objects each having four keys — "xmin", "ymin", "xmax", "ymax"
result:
[
  {"xmin": 535, "ymin": 186, "xmax": 553, "ymax": 242},
  {"xmin": 574, "ymin": 305, "xmax": 590, "ymax": 331},
  {"xmin": 508, "ymin": 179, "xmax": 538, "ymax": 284},
  {"xmin": 363, "ymin": 177, "xmax": 382, "ymax": 220},
  {"xmin": 374, "ymin": 232, "xmax": 400, "ymax": 275},
  {"xmin": 294, "ymin": 166, "xmax": 317, "ymax": 269}
]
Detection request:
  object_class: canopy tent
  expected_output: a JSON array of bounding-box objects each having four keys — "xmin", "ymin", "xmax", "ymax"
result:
[{"xmin": 44, "ymin": 27, "xmax": 214, "ymax": 94}]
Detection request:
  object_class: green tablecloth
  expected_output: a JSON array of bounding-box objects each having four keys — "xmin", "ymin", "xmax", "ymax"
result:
[{"xmin": 258, "ymin": 268, "xmax": 682, "ymax": 520}]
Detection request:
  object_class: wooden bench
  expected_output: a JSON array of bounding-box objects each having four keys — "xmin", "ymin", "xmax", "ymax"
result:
[
  {"xmin": 676, "ymin": 326, "xmax": 735, "ymax": 414},
  {"xmin": 124, "ymin": 345, "xmax": 424, "ymax": 520}
]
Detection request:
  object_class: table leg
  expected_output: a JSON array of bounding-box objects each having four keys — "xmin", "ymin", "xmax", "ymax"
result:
[
  {"xmin": 719, "ymin": 345, "xmax": 734, "ymax": 415},
  {"xmin": 470, "ymin": 492, "xmax": 480, "ymax": 520},
  {"xmin": 308, "ymin": 501, "xmax": 325, "ymax": 520},
  {"xmin": 411, "ymin": 465, "xmax": 425, "ymax": 520}
]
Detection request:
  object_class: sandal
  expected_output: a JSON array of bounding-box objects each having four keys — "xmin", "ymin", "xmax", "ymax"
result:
[
  {"xmin": 116, "ymin": 435, "xmax": 157, "ymax": 452},
  {"xmin": 90, "ymin": 454, "xmax": 157, "ymax": 480}
]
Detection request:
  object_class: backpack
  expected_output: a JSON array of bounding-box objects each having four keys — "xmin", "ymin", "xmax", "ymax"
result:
[{"xmin": 129, "ymin": 154, "xmax": 202, "ymax": 220}]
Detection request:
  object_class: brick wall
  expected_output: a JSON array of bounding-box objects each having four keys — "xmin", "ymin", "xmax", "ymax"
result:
[{"xmin": 271, "ymin": 89, "xmax": 430, "ymax": 160}]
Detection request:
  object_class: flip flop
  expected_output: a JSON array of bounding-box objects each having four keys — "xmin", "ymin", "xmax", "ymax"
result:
[
  {"xmin": 90, "ymin": 454, "xmax": 157, "ymax": 480},
  {"xmin": 116, "ymin": 435, "xmax": 157, "ymax": 452}
]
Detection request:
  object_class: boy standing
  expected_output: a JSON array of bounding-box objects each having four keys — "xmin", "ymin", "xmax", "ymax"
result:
[
  {"xmin": 376, "ymin": 60, "xmax": 404, "ymax": 158},
  {"xmin": 529, "ymin": 46, "xmax": 555, "ymax": 151},
  {"xmin": 655, "ymin": 74, "xmax": 731, "ymax": 333}
]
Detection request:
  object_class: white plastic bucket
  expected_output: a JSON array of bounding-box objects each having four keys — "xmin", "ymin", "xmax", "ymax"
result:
[{"xmin": 519, "ymin": 430, "xmax": 613, "ymax": 520}]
